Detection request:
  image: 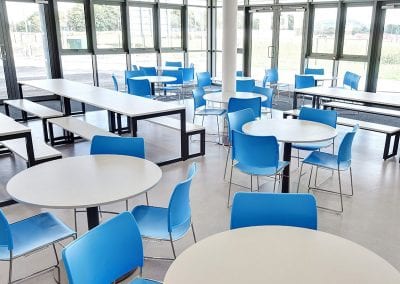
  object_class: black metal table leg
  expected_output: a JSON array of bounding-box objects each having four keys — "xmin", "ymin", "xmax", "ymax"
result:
[
  {"xmin": 25, "ymin": 132, "xmax": 35, "ymax": 168},
  {"xmin": 180, "ymin": 110, "xmax": 188, "ymax": 161},
  {"xmin": 63, "ymin": 97, "xmax": 72, "ymax": 115},
  {"xmin": 18, "ymin": 83, "xmax": 24, "ymax": 99},
  {"xmin": 293, "ymin": 92, "xmax": 298, "ymax": 109},
  {"xmin": 130, "ymin": 117, "xmax": 138, "ymax": 137},
  {"xmin": 151, "ymin": 82, "xmax": 156, "ymax": 97},
  {"xmin": 86, "ymin": 206, "xmax": 100, "ymax": 230},
  {"xmin": 282, "ymin": 142, "xmax": 292, "ymax": 193}
]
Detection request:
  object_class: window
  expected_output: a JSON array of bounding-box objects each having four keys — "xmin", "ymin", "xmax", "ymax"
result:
[
  {"xmin": 187, "ymin": 0, "xmax": 207, "ymax": 6},
  {"xmin": 129, "ymin": 6, "xmax": 154, "ymax": 49},
  {"xmin": 61, "ymin": 55, "xmax": 93, "ymax": 85},
  {"xmin": 161, "ymin": 52, "xmax": 184, "ymax": 66},
  {"xmin": 94, "ymin": 4, "xmax": 122, "ymax": 49},
  {"xmin": 57, "ymin": 2, "xmax": 88, "ymax": 49},
  {"xmin": 160, "ymin": 8, "xmax": 182, "ymax": 48},
  {"xmin": 188, "ymin": 7, "xmax": 207, "ymax": 50},
  {"xmin": 131, "ymin": 53, "xmax": 157, "ymax": 68},
  {"xmin": 216, "ymin": 52, "xmax": 243, "ymax": 78},
  {"xmin": 97, "ymin": 54, "xmax": 126, "ymax": 90},
  {"xmin": 160, "ymin": 0, "xmax": 183, "ymax": 4},
  {"xmin": 6, "ymin": 2, "xmax": 51, "ymax": 97},
  {"xmin": 337, "ymin": 60, "xmax": 367, "ymax": 90},
  {"xmin": 216, "ymin": 8, "xmax": 243, "ymax": 50},
  {"xmin": 188, "ymin": 52, "xmax": 207, "ymax": 72},
  {"xmin": 312, "ymin": 7, "xmax": 337, "ymax": 54},
  {"xmin": 343, "ymin": 6, "xmax": 372, "ymax": 56},
  {"xmin": 306, "ymin": 58, "xmax": 334, "ymax": 86}
]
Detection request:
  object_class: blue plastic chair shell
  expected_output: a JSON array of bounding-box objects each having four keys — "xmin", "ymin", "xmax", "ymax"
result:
[
  {"xmin": 162, "ymin": 70, "xmax": 183, "ymax": 85},
  {"xmin": 196, "ymin": 71, "xmax": 212, "ymax": 87},
  {"xmin": 265, "ymin": 68, "xmax": 279, "ymax": 84},
  {"xmin": 127, "ymin": 78, "xmax": 152, "ymax": 98},
  {"xmin": 179, "ymin": 67, "xmax": 195, "ymax": 82},
  {"xmin": 236, "ymin": 71, "xmax": 244, "ymax": 77},
  {"xmin": 236, "ymin": 79, "xmax": 256, "ymax": 92},
  {"xmin": 125, "ymin": 70, "xmax": 145, "ymax": 86},
  {"xmin": 343, "ymin": 71, "xmax": 361, "ymax": 90},
  {"xmin": 338, "ymin": 125, "xmax": 359, "ymax": 165},
  {"xmin": 193, "ymin": 87, "xmax": 206, "ymax": 110},
  {"xmin": 132, "ymin": 64, "xmax": 139, "ymax": 71},
  {"xmin": 63, "ymin": 212, "xmax": 159, "ymax": 284},
  {"xmin": 298, "ymin": 107, "xmax": 337, "ymax": 128},
  {"xmin": 139, "ymin": 66, "xmax": 157, "ymax": 76},
  {"xmin": 165, "ymin": 61, "xmax": 182, "ymax": 67},
  {"xmin": 295, "ymin": 74, "xmax": 316, "ymax": 89},
  {"xmin": 112, "ymin": 74, "xmax": 119, "ymax": 91},
  {"xmin": 228, "ymin": 97, "xmax": 261, "ymax": 118},
  {"xmin": 253, "ymin": 86, "xmax": 274, "ymax": 109},
  {"xmin": 305, "ymin": 68, "xmax": 324, "ymax": 75},
  {"xmin": 226, "ymin": 108, "xmax": 256, "ymax": 144},
  {"xmin": 90, "ymin": 135, "xmax": 145, "ymax": 158},
  {"xmin": 230, "ymin": 193, "xmax": 318, "ymax": 230}
]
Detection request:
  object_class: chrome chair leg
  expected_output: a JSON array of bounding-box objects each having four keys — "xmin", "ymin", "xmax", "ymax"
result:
[
  {"xmin": 307, "ymin": 166, "xmax": 314, "ymax": 193},
  {"xmin": 169, "ymin": 232, "xmax": 177, "ymax": 259},
  {"xmin": 52, "ymin": 244, "xmax": 61, "ymax": 284},
  {"xmin": 257, "ymin": 176, "xmax": 260, "ymax": 191},
  {"xmin": 74, "ymin": 209, "xmax": 78, "ymax": 233},
  {"xmin": 250, "ymin": 175, "xmax": 253, "ymax": 192},
  {"xmin": 201, "ymin": 116, "xmax": 205, "ymax": 126},
  {"xmin": 349, "ymin": 167, "xmax": 354, "ymax": 196},
  {"xmin": 227, "ymin": 160, "xmax": 234, "ymax": 208},
  {"xmin": 8, "ymin": 253, "xmax": 13, "ymax": 284},
  {"xmin": 125, "ymin": 200, "xmax": 129, "ymax": 211},
  {"xmin": 273, "ymin": 174, "xmax": 277, "ymax": 192},
  {"xmin": 145, "ymin": 192, "xmax": 149, "ymax": 205},
  {"xmin": 297, "ymin": 162, "xmax": 304, "ymax": 193},
  {"xmin": 216, "ymin": 116, "xmax": 221, "ymax": 144},
  {"xmin": 224, "ymin": 147, "xmax": 231, "ymax": 180},
  {"xmin": 314, "ymin": 166, "xmax": 319, "ymax": 187},
  {"xmin": 191, "ymin": 223, "xmax": 197, "ymax": 243},
  {"xmin": 338, "ymin": 168, "xmax": 344, "ymax": 213}
]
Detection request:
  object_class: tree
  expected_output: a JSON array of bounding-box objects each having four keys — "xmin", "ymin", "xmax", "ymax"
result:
[
  {"xmin": 14, "ymin": 12, "xmax": 40, "ymax": 32},
  {"xmin": 94, "ymin": 5, "xmax": 121, "ymax": 31},
  {"xmin": 66, "ymin": 5, "xmax": 86, "ymax": 32}
]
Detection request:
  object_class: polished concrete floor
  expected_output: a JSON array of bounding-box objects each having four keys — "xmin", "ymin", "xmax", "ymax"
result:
[{"xmin": 0, "ymin": 100, "xmax": 400, "ymax": 283}]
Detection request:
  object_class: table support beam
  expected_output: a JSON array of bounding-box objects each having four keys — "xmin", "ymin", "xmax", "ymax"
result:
[
  {"xmin": 86, "ymin": 206, "xmax": 100, "ymax": 230},
  {"xmin": 282, "ymin": 142, "xmax": 292, "ymax": 193}
]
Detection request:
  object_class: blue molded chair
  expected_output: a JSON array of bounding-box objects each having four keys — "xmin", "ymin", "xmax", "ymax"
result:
[
  {"xmin": 112, "ymin": 74, "xmax": 119, "ymax": 91},
  {"xmin": 230, "ymin": 192, "xmax": 317, "ymax": 230},
  {"xmin": 160, "ymin": 69, "xmax": 184, "ymax": 101},
  {"xmin": 132, "ymin": 163, "xmax": 197, "ymax": 259},
  {"xmin": 125, "ymin": 70, "xmax": 145, "ymax": 86},
  {"xmin": 139, "ymin": 66, "xmax": 157, "ymax": 76},
  {"xmin": 305, "ymin": 68, "xmax": 324, "ymax": 75},
  {"xmin": 227, "ymin": 130, "xmax": 289, "ymax": 207},
  {"xmin": 295, "ymin": 74, "xmax": 316, "ymax": 89},
  {"xmin": 236, "ymin": 71, "xmax": 244, "ymax": 77},
  {"xmin": 236, "ymin": 79, "xmax": 256, "ymax": 92},
  {"xmin": 73, "ymin": 136, "xmax": 147, "ymax": 232},
  {"xmin": 127, "ymin": 78, "xmax": 152, "ymax": 98},
  {"xmin": 263, "ymin": 68, "xmax": 290, "ymax": 102},
  {"xmin": 63, "ymin": 212, "xmax": 160, "ymax": 284},
  {"xmin": 165, "ymin": 61, "xmax": 182, "ymax": 67},
  {"xmin": 132, "ymin": 64, "xmax": 139, "ymax": 71},
  {"xmin": 193, "ymin": 87, "xmax": 226, "ymax": 142},
  {"xmin": 343, "ymin": 71, "xmax": 361, "ymax": 90},
  {"xmin": 298, "ymin": 125, "xmax": 358, "ymax": 213},
  {"xmin": 293, "ymin": 107, "xmax": 337, "ymax": 165},
  {"xmin": 0, "ymin": 210, "xmax": 75, "ymax": 283},
  {"xmin": 179, "ymin": 67, "xmax": 195, "ymax": 83},
  {"xmin": 228, "ymin": 97, "xmax": 261, "ymax": 118},
  {"xmin": 253, "ymin": 86, "xmax": 274, "ymax": 117},
  {"xmin": 224, "ymin": 109, "xmax": 257, "ymax": 180},
  {"xmin": 196, "ymin": 71, "xmax": 221, "ymax": 93}
]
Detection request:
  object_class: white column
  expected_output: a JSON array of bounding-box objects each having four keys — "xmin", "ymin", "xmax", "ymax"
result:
[{"xmin": 222, "ymin": 0, "xmax": 237, "ymax": 100}]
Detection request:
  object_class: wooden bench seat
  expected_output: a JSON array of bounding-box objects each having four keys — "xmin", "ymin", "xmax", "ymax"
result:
[
  {"xmin": 4, "ymin": 99, "xmax": 64, "ymax": 142},
  {"xmin": 282, "ymin": 109, "xmax": 400, "ymax": 160},
  {"xmin": 1, "ymin": 138, "xmax": 62, "ymax": 166},
  {"xmin": 48, "ymin": 116, "xmax": 118, "ymax": 146},
  {"xmin": 146, "ymin": 117, "xmax": 205, "ymax": 158},
  {"xmin": 323, "ymin": 101, "xmax": 400, "ymax": 118}
]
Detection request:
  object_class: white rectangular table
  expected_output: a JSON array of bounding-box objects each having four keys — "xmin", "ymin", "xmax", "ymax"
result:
[
  {"xmin": 18, "ymin": 79, "xmax": 188, "ymax": 166},
  {"xmin": 293, "ymin": 87, "xmax": 400, "ymax": 110}
]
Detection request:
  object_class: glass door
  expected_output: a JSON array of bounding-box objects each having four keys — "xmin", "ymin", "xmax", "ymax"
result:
[
  {"xmin": 277, "ymin": 9, "xmax": 305, "ymax": 85},
  {"xmin": 377, "ymin": 8, "xmax": 400, "ymax": 92},
  {"xmin": 251, "ymin": 11, "xmax": 274, "ymax": 79},
  {"xmin": 0, "ymin": 31, "xmax": 8, "ymax": 100}
]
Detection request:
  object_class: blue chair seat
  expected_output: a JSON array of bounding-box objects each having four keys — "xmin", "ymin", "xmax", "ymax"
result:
[
  {"xmin": 293, "ymin": 140, "xmax": 333, "ymax": 151},
  {"xmin": 131, "ymin": 278, "xmax": 161, "ymax": 284},
  {"xmin": 303, "ymin": 151, "xmax": 351, "ymax": 171},
  {"xmin": 235, "ymin": 160, "xmax": 289, "ymax": 176},
  {"xmin": 196, "ymin": 108, "xmax": 226, "ymax": 116},
  {"xmin": 132, "ymin": 206, "xmax": 189, "ymax": 241},
  {"xmin": 0, "ymin": 212, "xmax": 75, "ymax": 260}
]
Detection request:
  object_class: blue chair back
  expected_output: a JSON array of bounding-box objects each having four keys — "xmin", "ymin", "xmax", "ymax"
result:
[
  {"xmin": 299, "ymin": 107, "xmax": 337, "ymax": 128},
  {"xmin": 236, "ymin": 79, "xmax": 256, "ymax": 92},
  {"xmin": 228, "ymin": 97, "xmax": 261, "ymax": 118},
  {"xmin": 127, "ymin": 78, "xmax": 152, "ymax": 98},
  {"xmin": 231, "ymin": 130, "xmax": 280, "ymax": 170},
  {"xmin": 196, "ymin": 72, "xmax": 212, "ymax": 87},
  {"xmin": 230, "ymin": 192, "xmax": 318, "ymax": 230},
  {"xmin": 338, "ymin": 125, "xmax": 358, "ymax": 164},
  {"xmin": 343, "ymin": 71, "xmax": 361, "ymax": 90},
  {"xmin": 305, "ymin": 68, "xmax": 324, "ymax": 75},
  {"xmin": 179, "ymin": 67, "xmax": 195, "ymax": 82},
  {"xmin": 265, "ymin": 68, "xmax": 279, "ymax": 84},
  {"xmin": 125, "ymin": 70, "xmax": 145, "ymax": 86},
  {"xmin": 111, "ymin": 74, "xmax": 118, "ymax": 91},
  {"xmin": 0, "ymin": 210, "xmax": 13, "ymax": 251},
  {"xmin": 236, "ymin": 71, "xmax": 244, "ymax": 77},
  {"xmin": 132, "ymin": 65, "xmax": 139, "ymax": 71},
  {"xmin": 253, "ymin": 86, "xmax": 274, "ymax": 109},
  {"xmin": 192, "ymin": 87, "xmax": 206, "ymax": 110},
  {"xmin": 168, "ymin": 163, "xmax": 197, "ymax": 233},
  {"xmin": 63, "ymin": 212, "xmax": 144, "ymax": 284},
  {"xmin": 295, "ymin": 74, "xmax": 316, "ymax": 89},
  {"xmin": 139, "ymin": 66, "xmax": 157, "ymax": 76},
  {"xmin": 165, "ymin": 61, "xmax": 182, "ymax": 67},
  {"xmin": 162, "ymin": 70, "xmax": 183, "ymax": 85},
  {"xmin": 227, "ymin": 109, "xmax": 256, "ymax": 143},
  {"xmin": 90, "ymin": 135, "xmax": 145, "ymax": 158}
]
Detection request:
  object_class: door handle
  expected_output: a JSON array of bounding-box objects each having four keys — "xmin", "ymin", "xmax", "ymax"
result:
[{"xmin": 267, "ymin": 46, "xmax": 274, "ymax": 58}]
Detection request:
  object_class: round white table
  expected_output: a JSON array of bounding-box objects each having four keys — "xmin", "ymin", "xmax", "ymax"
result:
[
  {"xmin": 203, "ymin": 91, "xmax": 268, "ymax": 104},
  {"xmin": 129, "ymin": 76, "xmax": 176, "ymax": 97},
  {"xmin": 6, "ymin": 155, "xmax": 162, "ymax": 230},
  {"xmin": 243, "ymin": 119, "xmax": 337, "ymax": 193},
  {"xmin": 164, "ymin": 226, "xmax": 400, "ymax": 284}
]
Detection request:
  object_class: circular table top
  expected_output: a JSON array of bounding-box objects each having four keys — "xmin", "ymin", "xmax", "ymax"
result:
[
  {"xmin": 243, "ymin": 119, "xmax": 337, "ymax": 143},
  {"xmin": 164, "ymin": 226, "xmax": 400, "ymax": 284},
  {"xmin": 129, "ymin": 76, "xmax": 176, "ymax": 83},
  {"xmin": 203, "ymin": 92, "xmax": 267, "ymax": 104},
  {"xmin": 6, "ymin": 155, "xmax": 162, "ymax": 209}
]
